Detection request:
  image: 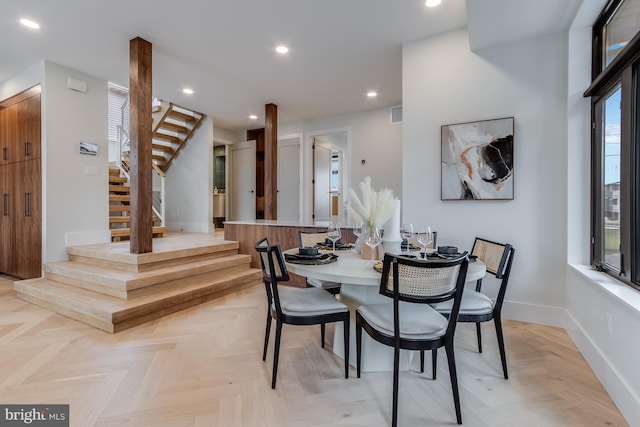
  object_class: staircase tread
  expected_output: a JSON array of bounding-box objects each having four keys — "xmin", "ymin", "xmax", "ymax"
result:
[
  {"xmin": 16, "ymin": 268, "xmax": 261, "ymax": 315},
  {"xmin": 45, "ymin": 253, "xmax": 253, "ymax": 290},
  {"xmin": 153, "ymin": 133, "xmax": 180, "ymax": 143},
  {"xmin": 111, "ymin": 226, "xmax": 166, "ymax": 237}
]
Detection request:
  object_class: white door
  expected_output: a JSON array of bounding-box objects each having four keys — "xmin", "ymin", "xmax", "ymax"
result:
[
  {"xmin": 313, "ymin": 140, "xmax": 332, "ymax": 222},
  {"xmin": 229, "ymin": 140, "xmax": 256, "ymax": 221},
  {"xmin": 277, "ymin": 137, "xmax": 301, "ymax": 221}
]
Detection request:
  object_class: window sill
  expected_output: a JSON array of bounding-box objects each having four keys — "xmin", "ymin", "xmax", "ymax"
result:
[{"xmin": 569, "ymin": 264, "xmax": 640, "ymax": 313}]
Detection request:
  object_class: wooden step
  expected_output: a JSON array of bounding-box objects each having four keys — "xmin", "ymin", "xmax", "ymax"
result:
[
  {"xmin": 109, "ymin": 185, "xmax": 130, "ymax": 193},
  {"xmin": 152, "ymin": 154, "xmax": 166, "ymax": 162},
  {"xmin": 44, "ymin": 254, "xmax": 253, "ymax": 299},
  {"xmin": 109, "ymin": 194, "xmax": 130, "ymax": 203},
  {"xmin": 152, "ymin": 143, "xmax": 175, "ymax": 153},
  {"xmin": 168, "ymin": 109, "xmax": 196, "ymax": 123},
  {"xmin": 160, "ymin": 121, "xmax": 188, "ymax": 133},
  {"xmin": 109, "ymin": 215, "xmax": 159, "ymax": 224},
  {"xmin": 111, "ymin": 226, "xmax": 167, "ymax": 238},
  {"xmin": 153, "ymin": 133, "xmax": 180, "ymax": 143},
  {"xmin": 109, "ymin": 167, "xmax": 121, "ymax": 176},
  {"xmin": 109, "ymin": 176, "xmax": 128, "ymax": 184},
  {"xmin": 15, "ymin": 268, "xmax": 261, "ymax": 333},
  {"xmin": 109, "ymin": 205, "xmax": 130, "ymax": 213}
]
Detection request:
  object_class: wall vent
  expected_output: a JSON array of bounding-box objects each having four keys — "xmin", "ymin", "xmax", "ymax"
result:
[{"xmin": 390, "ymin": 105, "xmax": 402, "ymax": 124}]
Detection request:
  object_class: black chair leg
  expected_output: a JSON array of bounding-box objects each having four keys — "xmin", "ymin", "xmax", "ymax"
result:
[
  {"xmin": 321, "ymin": 323, "xmax": 326, "ymax": 348},
  {"xmin": 392, "ymin": 346, "xmax": 400, "ymax": 427},
  {"xmin": 476, "ymin": 322, "xmax": 483, "ymax": 353},
  {"xmin": 272, "ymin": 321, "xmax": 283, "ymax": 389},
  {"xmin": 494, "ymin": 316, "xmax": 509, "ymax": 379},
  {"xmin": 356, "ymin": 316, "xmax": 362, "ymax": 378},
  {"xmin": 262, "ymin": 313, "xmax": 271, "ymax": 361},
  {"xmin": 432, "ymin": 348, "xmax": 437, "ymax": 380},
  {"xmin": 445, "ymin": 343, "xmax": 462, "ymax": 424},
  {"xmin": 420, "ymin": 350, "xmax": 424, "ymax": 373},
  {"xmin": 343, "ymin": 315, "xmax": 350, "ymax": 379}
]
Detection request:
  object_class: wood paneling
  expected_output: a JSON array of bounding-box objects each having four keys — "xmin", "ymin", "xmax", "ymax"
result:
[
  {"xmin": 0, "ymin": 92, "xmax": 41, "ymax": 279},
  {"xmin": 224, "ymin": 222, "xmax": 357, "ymax": 269},
  {"xmin": 264, "ymin": 103, "xmax": 278, "ymax": 220},
  {"xmin": 129, "ymin": 37, "xmax": 153, "ymax": 254}
]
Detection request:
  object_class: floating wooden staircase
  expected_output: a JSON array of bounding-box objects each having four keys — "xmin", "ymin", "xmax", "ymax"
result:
[
  {"xmin": 151, "ymin": 102, "xmax": 205, "ymax": 175},
  {"xmin": 109, "ymin": 167, "xmax": 166, "ymax": 241},
  {"xmin": 14, "ymin": 233, "xmax": 262, "ymax": 333}
]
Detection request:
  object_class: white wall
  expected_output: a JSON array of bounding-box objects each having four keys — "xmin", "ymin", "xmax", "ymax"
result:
[
  {"xmin": 1, "ymin": 61, "xmax": 109, "ymax": 263},
  {"xmin": 165, "ymin": 116, "xmax": 214, "ymax": 232},
  {"xmin": 279, "ymin": 106, "xmax": 402, "ymax": 223},
  {"xmin": 403, "ymin": 29, "xmax": 568, "ymax": 323},
  {"xmin": 564, "ymin": 1, "xmax": 640, "ymax": 423}
]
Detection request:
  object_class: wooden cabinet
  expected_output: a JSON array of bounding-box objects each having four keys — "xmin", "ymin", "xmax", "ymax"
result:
[{"xmin": 0, "ymin": 91, "xmax": 42, "ymax": 279}]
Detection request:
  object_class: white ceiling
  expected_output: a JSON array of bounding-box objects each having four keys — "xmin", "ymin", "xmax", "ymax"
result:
[{"xmin": 0, "ymin": 0, "xmax": 585, "ymax": 131}]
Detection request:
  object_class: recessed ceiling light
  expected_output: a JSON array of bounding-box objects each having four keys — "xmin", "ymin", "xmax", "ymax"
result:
[
  {"xmin": 249, "ymin": 115, "xmax": 258, "ymax": 120},
  {"xmin": 425, "ymin": 0, "xmax": 441, "ymax": 7},
  {"xmin": 20, "ymin": 18, "xmax": 40, "ymax": 29},
  {"xmin": 367, "ymin": 91, "xmax": 378, "ymax": 98},
  {"xmin": 275, "ymin": 45, "xmax": 289, "ymax": 54},
  {"xmin": 182, "ymin": 88, "xmax": 194, "ymax": 95}
]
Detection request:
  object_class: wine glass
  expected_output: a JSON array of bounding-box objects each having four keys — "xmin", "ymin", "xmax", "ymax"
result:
[
  {"xmin": 364, "ymin": 227, "xmax": 382, "ymax": 265},
  {"xmin": 327, "ymin": 222, "xmax": 342, "ymax": 254},
  {"xmin": 401, "ymin": 223, "xmax": 413, "ymax": 251},
  {"xmin": 353, "ymin": 222, "xmax": 363, "ymax": 239},
  {"xmin": 417, "ymin": 227, "xmax": 434, "ymax": 258}
]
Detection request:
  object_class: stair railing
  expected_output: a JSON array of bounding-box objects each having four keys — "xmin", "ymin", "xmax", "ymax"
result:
[{"xmin": 117, "ymin": 96, "xmax": 166, "ymax": 227}]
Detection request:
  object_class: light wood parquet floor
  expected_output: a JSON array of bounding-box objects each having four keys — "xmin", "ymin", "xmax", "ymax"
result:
[{"xmin": 0, "ymin": 276, "xmax": 628, "ymax": 427}]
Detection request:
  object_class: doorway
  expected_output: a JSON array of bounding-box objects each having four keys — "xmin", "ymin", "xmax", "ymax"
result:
[{"xmin": 310, "ymin": 129, "xmax": 349, "ymax": 224}]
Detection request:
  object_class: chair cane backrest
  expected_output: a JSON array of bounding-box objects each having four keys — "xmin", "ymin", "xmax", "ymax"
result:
[
  {"xmin": 379, "ymin": 253, "xmax": 468, "ymax": 303},
  {"xmin": 298, "ymin": 231, "xmax": 328, "ymax": 248},
  {"xmin": 471, "ymin": 238, "xmax": 511, "ymax": 278}
]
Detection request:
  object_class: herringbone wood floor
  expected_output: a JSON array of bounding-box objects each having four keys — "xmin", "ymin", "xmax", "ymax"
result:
[{"xmin": 0, "ymin": 276, "xmax": 628, "ymax": 427}]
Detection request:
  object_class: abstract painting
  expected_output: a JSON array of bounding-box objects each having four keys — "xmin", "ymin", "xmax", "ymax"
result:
[{"xmin": 441, "ymin": 117, "xmax": 514, "ymax": 200}]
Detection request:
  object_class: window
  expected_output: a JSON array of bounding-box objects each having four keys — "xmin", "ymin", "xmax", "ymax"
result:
[{"xmin": 586, "ymin": 0, "xmax": 640, "ymax": 288}]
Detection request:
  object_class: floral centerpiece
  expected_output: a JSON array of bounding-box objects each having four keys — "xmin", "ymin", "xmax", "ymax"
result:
[{"xmin": 346, "ymin": 176, "xmax": 395, "ymax": 229}]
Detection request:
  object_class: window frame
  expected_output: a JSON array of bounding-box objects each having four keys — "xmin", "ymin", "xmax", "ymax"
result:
[{"xmin": 586, "ymin": 0, "xmax": 640, "ymax": 289}]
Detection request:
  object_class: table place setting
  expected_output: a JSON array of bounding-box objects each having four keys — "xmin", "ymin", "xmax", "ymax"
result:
[{"xmin": 284, "ymin": 246, "xmax": 339, "ymax": 265}]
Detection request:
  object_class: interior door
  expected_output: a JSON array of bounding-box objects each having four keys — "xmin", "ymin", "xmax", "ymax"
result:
[
  {"xmin": 313, "ymin": 140, "xmax": 332, "ymax": 222},
  {"xmin": 277, "ymin": 137, "xmax": 300, "ymax": 221},
  {"xmin": 229, "ymin": 140, "xmax": 256, "ymax": 221}
]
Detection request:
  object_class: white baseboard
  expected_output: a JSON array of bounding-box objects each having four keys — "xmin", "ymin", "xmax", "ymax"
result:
[
  {"xmin": 501, "ymin": 300, "xmax": 567, "ymax": 328},
  {"xmin": 65, "ymin": 230, "xmax": 111, "ymax": 247},
  {"xmin": 165, "ymin": 222, "xmax": 210, "ymax": 233},
  {"xmin": 565, "ymin": 311, "xmax": 640, "ymax": 427},
  {"xmin": 503, "ymin": 299, "xmax": 639, "ymax": 426}
]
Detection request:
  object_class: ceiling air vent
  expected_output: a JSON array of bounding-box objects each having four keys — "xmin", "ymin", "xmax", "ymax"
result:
[{"xmin": 390, "ymin": 105, "xmax": 402, "ymax": 124}]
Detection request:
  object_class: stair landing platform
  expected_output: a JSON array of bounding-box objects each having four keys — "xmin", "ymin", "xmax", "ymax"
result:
[{"xmin": 14, "ymin": 233, "xmax": 262, "ymax": 333}]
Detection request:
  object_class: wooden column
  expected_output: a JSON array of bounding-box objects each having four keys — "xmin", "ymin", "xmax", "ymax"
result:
[
  {"xmin": 264, "ymin": 103, "xmax": 278, "ymax": 219},
  {"xmin": 129, "ymin": 37, "xmax": 153, "ymax": 254}
]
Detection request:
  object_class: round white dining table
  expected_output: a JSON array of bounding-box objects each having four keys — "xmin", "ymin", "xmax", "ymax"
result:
[{"xmin": 284, "ymin": 248, "xmax": 486, "ymax": 372}]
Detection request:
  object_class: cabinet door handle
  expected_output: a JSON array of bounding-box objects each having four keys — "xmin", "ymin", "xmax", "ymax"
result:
[
  {"xmin": 3, "ymin": 194, "xmax": 8, "ymax": 216},
  {"xmin": 24, "ymin": 141, "xmax": 31, "ymax": 156},
  {"xmin": 2, "ymin": 147, "xmax": 7, "ymax": 160},
  {"xmin": 24, "ymin": 192, "xmax": 31, "ymax": 217}
]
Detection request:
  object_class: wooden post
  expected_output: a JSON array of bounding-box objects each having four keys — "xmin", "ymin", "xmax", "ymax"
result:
[
  {"xmin": 129, "ymin": 37, "xmax": 153, "ymax": 254},
  {"xmin": 264, "ymin": 103, "xmax": 278, "ymax": 220}
]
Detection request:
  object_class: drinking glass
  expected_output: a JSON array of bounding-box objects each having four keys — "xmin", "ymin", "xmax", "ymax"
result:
[
  {"xmin": 401, "ymin": 223, "xmax": 413, "ymax": 251},
  {"xmin": 327, "ymin": 222, "xmax": 342, "ymax": 254},
  {"xmin": 364, "ymin": 227, "xmax": 382, "ymax": 265},
  {"xmin": 353, "ymin": 222, "xmax": 363, "ymax": 239},
  {"xmin": 417, "ymin": 227, "xmax": 434, "ymax": 258}
]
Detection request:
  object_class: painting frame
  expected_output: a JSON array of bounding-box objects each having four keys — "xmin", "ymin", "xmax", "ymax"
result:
[{"xmin": 441, "ymin": 116, "xmax": 514, "ymax": 201}]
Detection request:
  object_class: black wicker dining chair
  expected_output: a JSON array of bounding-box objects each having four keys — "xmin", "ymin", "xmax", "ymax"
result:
[
  {"xmin": 255, "ymin": 237, "xmax": 350, "ymax": 389},
  {"xmin": 298, "ymin": 230, "xmax": 342, "ymax": 295},
  {"xmin": 356, "ymin": 252, "xmax": 469, "ymax": 426},
  {"xmin": 432, "ymin": 238, "xmax": 514, "ymax": 379}
]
